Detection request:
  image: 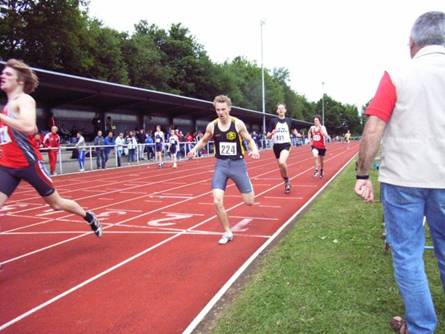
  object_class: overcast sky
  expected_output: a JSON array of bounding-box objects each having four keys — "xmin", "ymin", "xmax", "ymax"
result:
[{"xmin": 88, "ymin": 0, "xmax": 445, "ymax": 110}]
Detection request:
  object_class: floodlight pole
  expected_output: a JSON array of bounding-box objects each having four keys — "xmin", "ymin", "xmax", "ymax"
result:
[
  {"xmin": 321, "ymin": 81, "xmax": 325, "ymax": 125},
  {"xmin": 260, "ymin": 19, "xmax": 266, "ymax": 135}
]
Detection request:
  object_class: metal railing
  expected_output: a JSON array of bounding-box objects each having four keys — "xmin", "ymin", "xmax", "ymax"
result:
[{"xmin": 38, "ymin": 138, "xmax": 304, "ymax": 175}]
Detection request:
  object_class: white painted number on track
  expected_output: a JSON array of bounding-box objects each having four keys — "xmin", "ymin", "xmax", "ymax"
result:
[
  {"xmin": 147, "ymin": 213, "xmax": 194, "ymax": 227},
  {"xmin": 0, "ymin": 203, "xmax": 29, "ymax": 212},
  {"xmin": 96, "ymin": 210, "xmax": 128, "ymax": 221}
]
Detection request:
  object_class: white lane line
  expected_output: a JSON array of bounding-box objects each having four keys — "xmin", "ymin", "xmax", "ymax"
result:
[
  {"xmin": 161, "ymin": 212, "xmax": 204, "ymax": 216},
  {"xmin": 0, "ymin": 147, "xmax": 352, "ymax": 330},
  {"xmin": 229, "ymin": 216, "xmax": 278, "ymax": 221},
  {"xmin": 183, "ymin": 151, "xmax": 358, "ymax": 334},
  {"xmin": 0, "ymin": 231, "xmax": 98, "ymax": 265},
  {"xmin": 264, "ymin": 196, "xmax": 303, "ymax": 200},
  {"xmin": 0, "ymin": 189, "xmax": 272, "ymax": 331},
  {"xmin": 118, "ymin": 191, "xmax": 148, "ymax": 195}
]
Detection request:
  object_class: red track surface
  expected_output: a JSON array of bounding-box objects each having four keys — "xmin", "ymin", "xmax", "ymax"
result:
[{"xmin": 0, "ymin": 143, "xmax": 358, "ymax": 333}]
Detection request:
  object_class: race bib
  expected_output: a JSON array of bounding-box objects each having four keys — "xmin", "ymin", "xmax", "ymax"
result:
[
  {"xmin": 274, "ymin": 134, "xmax": 287, "ymax": 143},
  {"xmin": 312, "ymin": 134, "xmax": 321, "ymax": 141},
  {"xmin": 219, "ymin": 142, "xmax": 237, "ymax": 156},
  {"xmin": 0, "ymin": 126, "xmax": 11, "ymax": 145},
  {"xmin": 156, "ymin": 137, "xmax": 161, "ymax": 143}
]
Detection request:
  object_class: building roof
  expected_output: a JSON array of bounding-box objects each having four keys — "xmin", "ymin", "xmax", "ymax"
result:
[{"xmin": 0, "ymin": 61, "xmax": 312, "ymax": 127}]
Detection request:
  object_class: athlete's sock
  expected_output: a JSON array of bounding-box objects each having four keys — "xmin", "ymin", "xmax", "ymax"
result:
[
  {"xmin": 84, "ymin": 211, "xmax": 93, "ymax": 223},
  {"xmin": 284, "ymin": 177, "xmax": 289, "ymax": 183}
]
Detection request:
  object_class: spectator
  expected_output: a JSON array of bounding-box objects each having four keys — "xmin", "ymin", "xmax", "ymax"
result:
[
  {"xmin": 136, "ymin": 129, "xmax": 146, "ymax": 160},
  {"xmin": 144, "ymin": 132, "xmax": 154, "ymax": 160},
  {"xmin": 185, "ymin": 132, "xmax": 194, "ymax": 155},
  {"xmin": 354, "ymin": 11, "xmax": 445, "ymax": 334},
  {"xmin": 92, "ymin": 112, "xmax": 102, "ymax": 133},
  {"xmin": 75, "ymin": 131, "xmax": 86, "ymax": 172},
  {"xmin": 104, "ymin": 131, "xmax": 115, "ymax": 167},
  {"xmin": 126, "ymin": 131, "xmax": 137, "ymax": 162},
  {"xmin": 94, "ymin": 130, "xmax": 105, "ymax": 169},
  {"xmin": 43, "ymin": 125, "xmax": 60, "ymax": 176},
  {"xmin": 105, "ymin": 116, "xmax": 115, "ymax": 133},
  {"xmin": 115, "ymin": 132, "xmax": 125, "ymax": 167},
  {"xmin": 32, "ymin": 132, "xmax": 43, "ymax": 150}
]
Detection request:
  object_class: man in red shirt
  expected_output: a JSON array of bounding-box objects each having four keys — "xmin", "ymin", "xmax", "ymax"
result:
[
  {"xmin": 43, "ymin": 125, "xmax": 60, "ymax": 176},
  {"xmin": 0, "ymin": 59, "xmax": 102, "ymax": 239}
]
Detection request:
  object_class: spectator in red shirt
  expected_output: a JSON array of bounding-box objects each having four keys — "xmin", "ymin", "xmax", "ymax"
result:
[{"xmin": 43, "ymin": 125, "xmax": 60, "ymax": 175}]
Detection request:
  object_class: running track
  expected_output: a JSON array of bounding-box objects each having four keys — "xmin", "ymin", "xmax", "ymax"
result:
[{"xmin": 0, "ymin": 142, "xmax": 358, "ymax": 333}]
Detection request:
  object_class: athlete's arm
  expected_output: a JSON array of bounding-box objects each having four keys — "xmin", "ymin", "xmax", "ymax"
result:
[
  {"xmin": 187, "ymin": 122, "xmax": 213, "ymax": 158},
  {"xmin": 321, "ymin": 126, "xmax": 329, "ymax": 138},
  {"xmin": 0, "ymin": 95, "xmax": 37, "ymax": 134},
  {"xmin": 307, "ymin": 127, "xmax": 313, "ymax": 142},
  {"xmin": 236, "ymin": 119, "xmax": 260, "ymax": 159},
  {"xmin": 292, "ymin": 128, "xmax": 301, "ymax": 137},
  {"xmin": 266, "ymin": 119, "xmax": 275, "ymax": 139}
]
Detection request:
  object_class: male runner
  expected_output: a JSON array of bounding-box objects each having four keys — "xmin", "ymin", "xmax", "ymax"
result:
[
  {"xmin": 0, "ymin": 59, "xmax": 102, "ymax": 237},
  {"xmin": 266, "ymin": 103, "xmax": 301, "ymax": 193},
  {"xmin": 308, "ymin": 115, "xmax": 329, "ymax": 178},
  {"xmin": 187, "ymin": 95, "xmax": 259, "ymax": 245},
  {"xmin": 154, "ymin": 125, "xmax": 165, "ymax": 167}
]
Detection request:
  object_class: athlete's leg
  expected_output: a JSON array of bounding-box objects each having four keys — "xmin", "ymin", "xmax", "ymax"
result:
[
  {"xmin": 0, "ymin": 167, "xmax": 20, "ymax": 208},
  {"xmin": 311, "ymin": 148, "xmax": 319, "ymax": 175},
  {"xmin": 0, "ymin": 192, "xmax": 8, "ymax": 208},
  {"xmin": 241, "ymin": 191, "xmax": 255, "ymax": 206},
  {"xmin": 277, "ymin": 149, "xmax": 290, "ymax": 179},
  {"xmin": 213, "ymin": 188, "xmax": 231, "ymax": 233},
  {"xmin": 43, "ymin": 191, "xmax": 102, "ymax": 236},
  {"xmin": 43, "ymin": 190, "xmax": 86, "ymax": 216}
]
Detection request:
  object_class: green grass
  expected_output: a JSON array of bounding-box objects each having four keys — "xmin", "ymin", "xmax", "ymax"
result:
[{"xmin": 209, "ymin": 162, "xmax": 445, "ymax": 334}]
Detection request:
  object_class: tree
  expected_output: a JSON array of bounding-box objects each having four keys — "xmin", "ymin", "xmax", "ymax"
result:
[
  {"xmin": 0, "ymin": 0, "xmax": 93, "ymax": 74},
  {"xmin": 85, "ymin": 19, "xmax": 128, "ymax": 83}
]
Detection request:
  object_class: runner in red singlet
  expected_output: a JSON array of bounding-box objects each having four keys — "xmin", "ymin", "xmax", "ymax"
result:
[
  {"xmin": 0, "ymin": 59, "xmax": 102, "ymax": 242},
  {"xmin": 308, "ymin": 115, "xmax": 329, "ymax": 178}
]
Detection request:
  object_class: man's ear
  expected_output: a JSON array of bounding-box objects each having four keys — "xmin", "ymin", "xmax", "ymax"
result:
[{"xmin": 409, "ymin": 37, "xmax": 419, "ymax": 58}]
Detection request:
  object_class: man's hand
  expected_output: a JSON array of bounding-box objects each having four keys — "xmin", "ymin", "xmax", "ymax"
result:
[
  {"xmin": 354, "ymin": 179, "xmax": 374, "ymax": 202},
  {"xmin": 248, "ymin": 148, "xmax": 260, "ymax": 159},
  {"xmin": 186, "ymin": 150, "xmax": 195, "ymax": 159}
]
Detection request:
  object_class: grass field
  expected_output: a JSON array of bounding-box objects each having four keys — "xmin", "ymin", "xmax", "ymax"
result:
[{"xmin": 206, "ymin": 161, "xmax": 445, "ymax": 334}]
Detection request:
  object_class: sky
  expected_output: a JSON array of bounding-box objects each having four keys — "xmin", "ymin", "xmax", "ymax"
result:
[{"xmin": 88, "ymin": 0, "xmax": 445, "ymax": 110}]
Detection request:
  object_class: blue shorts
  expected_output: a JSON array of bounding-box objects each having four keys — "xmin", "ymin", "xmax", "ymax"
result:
[
  {"xmin": 0, "ymin": 162, "xmax": 55, "ymax": 197},
  {"xmin": 212, "ymin": 159, "xmax": 253, "ymax": 193}
]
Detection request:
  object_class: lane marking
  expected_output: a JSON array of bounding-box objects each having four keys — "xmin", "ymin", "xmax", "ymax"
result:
[
  {"xmin": 229, "ymin": 216, "xmax": 278, "ymax": 221},
  {"xmin": 264, "ymin": 196, "xmax": 303, "ymax": 200},
  {"xmin": 0, "ymin": 146, "xmax": 356, "ymax": 331}
]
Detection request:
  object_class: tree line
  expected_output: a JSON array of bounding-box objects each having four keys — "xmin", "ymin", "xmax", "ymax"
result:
[{"xmin": 0, "ymin": 0, "xmax": 363, "ymax": 135}]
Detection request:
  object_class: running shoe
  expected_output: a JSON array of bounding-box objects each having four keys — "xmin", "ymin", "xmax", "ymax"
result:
[
  {"xmin": 319, "ymin": 169, "xmax": 324, "ymax": 178},
  {"xmin": 173, "ymin": 163, "xmax": 177, "ymax": 168},
  {"xmin": 313, "ymin": 169, "xmax": 319, "ymax": 177},
  {"xmin": 284, "ymin": 181, "xmax": 291, "ymax": 194},
  {"xmin": 218, "ymin": 232, "xmax": 233, "ymax": 245},
  {"xmin": 87, "ymin": 211, "xmax": 103, "ymax": 237}
]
